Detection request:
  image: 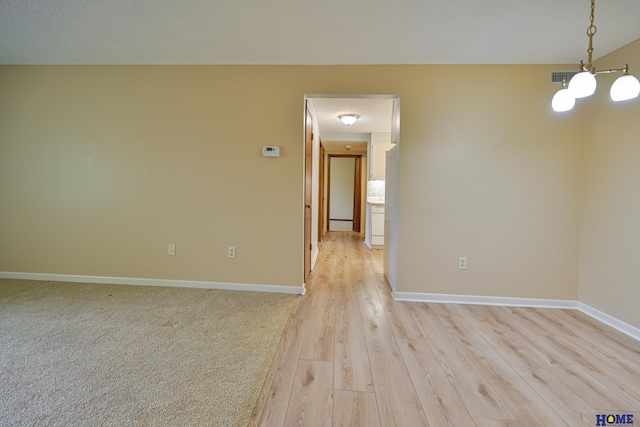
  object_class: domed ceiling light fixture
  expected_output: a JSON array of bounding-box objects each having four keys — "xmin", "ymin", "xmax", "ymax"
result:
[
  {"xmin": 338, "ymin": 114, "xmax": 359, "ymax": 125},
  {"xmin": 552, "ymin": 0, "xmax": 640, "ymax": 112}
]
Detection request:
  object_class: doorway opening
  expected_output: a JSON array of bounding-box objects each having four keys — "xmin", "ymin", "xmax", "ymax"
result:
[
  {"xmin": 328, "ymin": 155, "xmax": 362, "ymax": 232},
  {"xmin": 303, "ymin": 94, "xmax": 400, "ymax": 291}
]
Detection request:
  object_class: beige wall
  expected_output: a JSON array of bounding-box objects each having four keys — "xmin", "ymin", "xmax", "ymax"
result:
[
  {"xmin": 579, "ymin": 38, "xmax": 640, "ymax": 328},
  {"xmin": 0, "ymin": 66, "xmax": 305, "ymax": 286},
  {"xmin": 0, "ymin": 64, "xmax": 584, "ymax": 300},
  {"xmin": 396, "ymin": 66, "xmax": 584, "ymax": 300}
]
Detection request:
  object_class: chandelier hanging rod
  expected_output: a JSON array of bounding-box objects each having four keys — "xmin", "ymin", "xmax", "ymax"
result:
[{"xmin": 585, "ymin": 0, "xmax": 596, "ymax": 68}]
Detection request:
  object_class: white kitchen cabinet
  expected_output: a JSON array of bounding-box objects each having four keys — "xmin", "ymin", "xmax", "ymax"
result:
[
  {"xmin": 366, "ymin": 202, "xmax": 385, "ymax": 248},
  {"xmin": 368, "ymin": 133, "xmax": 393, "ymax": 181}
]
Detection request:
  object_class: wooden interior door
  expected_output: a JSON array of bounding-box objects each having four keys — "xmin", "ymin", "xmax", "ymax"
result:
[
  {"xmin": 304, "ymin": 104, "xmax": 313, "ymax": 282},
  {"xmin": 353, "ymin": 156, "xmax": 362, "ymax": 233},
  {"xmin": 318, "ymin": 142, "xmax": 325, "ymax": 241}
]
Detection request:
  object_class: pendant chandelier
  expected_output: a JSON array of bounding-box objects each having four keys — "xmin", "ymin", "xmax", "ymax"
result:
[{"xmin": 551, "ymin": 0, "xmax": 640, "ymax": 112}]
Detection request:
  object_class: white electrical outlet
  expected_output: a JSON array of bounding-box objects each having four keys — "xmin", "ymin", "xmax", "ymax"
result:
[
  {"xmin": 168, "ymin": 244, "xmax": 176, "ymax": 256},
  {"xmin": 458, "ymin": 257, "xmax": 467, "ymax": 270},
  {"xmin": 227, "ymin": 246, "xmax": 236, "ymax": 259}
]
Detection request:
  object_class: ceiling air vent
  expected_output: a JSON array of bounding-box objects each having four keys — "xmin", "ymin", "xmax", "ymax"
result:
[{"xmin": 550, "ymin": 70, "xmax": 579, "ymax": 84}]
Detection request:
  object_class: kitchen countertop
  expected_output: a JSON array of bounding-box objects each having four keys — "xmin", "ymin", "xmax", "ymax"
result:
[{"xmin": 367, "ymin": 199, "xmax": 385, "ymax": 205}]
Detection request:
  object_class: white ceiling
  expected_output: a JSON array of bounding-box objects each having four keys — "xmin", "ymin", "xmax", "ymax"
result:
[
  {"xmin": 1, "ymin": 0, "xmax": 640, "ymax": 65},
  {"xmin": 311, "ymin": 97, "xmax": 393, "ymax": 136},
  {"xmin": 309, "ymin": 97, "xmax": 395, "ymax": 152}
]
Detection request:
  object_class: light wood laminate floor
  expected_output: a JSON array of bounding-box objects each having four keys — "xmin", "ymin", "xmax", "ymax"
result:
[{"xmin": 251, "ymin": 232, "xmax": 640, "ymax": 426}]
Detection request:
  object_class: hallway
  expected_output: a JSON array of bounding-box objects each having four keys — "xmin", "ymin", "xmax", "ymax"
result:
[{"xmin": 251, "ymin": 232, "xmax": 640, "ymax": 426}]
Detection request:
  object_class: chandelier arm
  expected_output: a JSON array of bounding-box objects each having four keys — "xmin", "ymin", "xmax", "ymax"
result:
[
  {"xmin": 578, "ymin": 60, "xmax": 589, "ymax": 72},
  {"xmin": 594, "ymin": 68, "xmax": 627, "ymax": 76}
]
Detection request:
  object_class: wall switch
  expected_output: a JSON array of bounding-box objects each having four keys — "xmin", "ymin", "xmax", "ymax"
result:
[
  {"xmin": 227, "ymin": 246, "xmax": 236, "ymax": 259},
  {"xmin": 168, "ymin": 244, "xmax": 176, "ymax": 256},
  {"xmin": 458, "ymin": 257, "xmax": 467, "ymax": 270}
]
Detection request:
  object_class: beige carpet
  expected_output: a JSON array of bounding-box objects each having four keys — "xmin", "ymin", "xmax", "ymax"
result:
[{"xmin": 0, "ymin": 279, "xmax": 297, "ymax": 426}]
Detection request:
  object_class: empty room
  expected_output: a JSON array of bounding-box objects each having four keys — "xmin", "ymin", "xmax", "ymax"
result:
[{"xmin": 1, "ymin": 1, "xmax": 639, "ymax": 426}]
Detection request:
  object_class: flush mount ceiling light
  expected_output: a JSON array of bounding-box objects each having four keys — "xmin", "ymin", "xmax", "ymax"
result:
[
  {"xmin": 552, "ymin": 0, "xmax": 640, "ymax": 112},
  {"xmin": 338, "ymin": 114, "xmax": 359, "ymax": 125}
]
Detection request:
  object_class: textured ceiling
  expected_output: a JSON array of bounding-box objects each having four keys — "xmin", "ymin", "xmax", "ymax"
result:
[
  {"xmin": 1, "ymin": 0, "xmax": 640, "ymax": 65},
  {"xmin": 309, "ymin": 97, "xmax": 394, "ymax": 151},
  {"xmin": 311, "ymin": 97, "xmax": 393, "ymax": 136}
]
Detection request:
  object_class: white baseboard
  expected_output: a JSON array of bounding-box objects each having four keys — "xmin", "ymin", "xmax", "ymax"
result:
[
  {"xmin": 393, "ymin": 291, "xmax": 639, "ymax": 342},
  {"xmin": 3, "ymin": 272, "xmax": 636, "ymax": 340},
  {"xmin": 578, "ymin": 302, "xmax": 640, "ymax": 342},
  {"xmin": 393, "ymin": 291, "xmax": 578, "ymax": 309},
  {"xmin": 311, "ymin": 247, "xmax": 319, "ymax": 270},
  {"xmin": 0, "ymin": 272, "xmax": 305, "ymax": 295}
]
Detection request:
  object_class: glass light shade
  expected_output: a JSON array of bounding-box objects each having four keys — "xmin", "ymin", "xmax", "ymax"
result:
[
  {"xmin": 339, "ymin": 114, "xmax": 358, "ymax": 125},
  {"xmin": 552, "ymin": 88, "xmax": 576, "ymax": 112},
  {"xmin": 610, "ymin": 74, "xmax": 640, "ymax": 102},
  {"xmin": 568, "ymin": 71, "xmax": 597, "ymax": 98}
]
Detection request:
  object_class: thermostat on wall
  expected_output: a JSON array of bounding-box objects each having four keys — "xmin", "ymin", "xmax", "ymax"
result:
[{"xmin": 262, "ymin": 146, "xmax": 280, "ymax": 157}]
